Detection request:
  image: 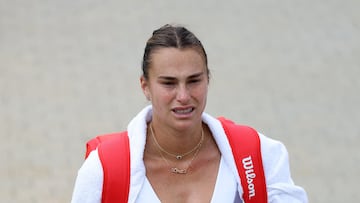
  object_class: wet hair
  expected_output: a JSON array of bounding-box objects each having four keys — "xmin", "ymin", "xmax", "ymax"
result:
[{"xmin": 142, "ymin": 24, "xmax": 209, "ymax": 80}]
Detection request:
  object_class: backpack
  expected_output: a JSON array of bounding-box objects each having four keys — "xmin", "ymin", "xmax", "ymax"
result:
[{"xmin": 85, "ymin": 117, "xmax": 267, "ymax": 203}]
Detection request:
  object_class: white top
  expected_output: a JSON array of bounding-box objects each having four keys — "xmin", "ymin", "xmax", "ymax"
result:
[
  {"xmin": 135, "ymin": 157, "xmax": 240, "ymax": 203},
  {"xmin": 71, "ymin": 105, "xmax": 308, "ymax": 203}
]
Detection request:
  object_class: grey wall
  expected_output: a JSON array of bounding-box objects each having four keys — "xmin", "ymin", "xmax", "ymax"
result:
[{"xmin": 1, "ymin": 0, "xmax": 359, "ymax": 202}]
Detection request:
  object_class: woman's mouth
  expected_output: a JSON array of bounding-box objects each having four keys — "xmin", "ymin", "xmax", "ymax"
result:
[{"xmin": 172, "ymin": 107, "xmax": 194, "ymax": 115}]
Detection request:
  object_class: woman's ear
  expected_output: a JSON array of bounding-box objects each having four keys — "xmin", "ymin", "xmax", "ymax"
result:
[{"xmin": 140, "ymin": 76, "xmax": 151, "ymax": 101}]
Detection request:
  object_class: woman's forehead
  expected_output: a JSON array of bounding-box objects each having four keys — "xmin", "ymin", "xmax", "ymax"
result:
[{"xmin": 149, "ymin": 48, "xmax": 206, "ymax": 75}]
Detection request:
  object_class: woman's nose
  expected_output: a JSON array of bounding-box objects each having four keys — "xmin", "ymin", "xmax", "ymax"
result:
[{"xmin": 176, "ymin": 85, "xmax": 190, "ymax": 103}]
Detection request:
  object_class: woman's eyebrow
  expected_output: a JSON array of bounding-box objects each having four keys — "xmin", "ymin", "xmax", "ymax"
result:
[
  {"xmin": 157, "ymin": 72, "xmax": 204, "ymax": 80},
  {"xmin": 188, "ymin": 72, "xmax": 204, "ymax": 79},
  {"xmin": 158, "ymin": 76, "xmax": 176, "ymax": 80}
]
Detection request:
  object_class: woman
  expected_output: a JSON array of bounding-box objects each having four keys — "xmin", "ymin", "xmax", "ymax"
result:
[{"xmin": 71, "ymin": 24, "xmax": 308, "ymax": 202}]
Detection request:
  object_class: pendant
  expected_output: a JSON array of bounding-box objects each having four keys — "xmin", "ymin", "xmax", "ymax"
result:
[
  {"xmin": 171, "ymin": 167, "xmax": 187, "ymax": 174},
  {"xmin": 176, "ymin": 155, "xmax": 183, "ymax": 160}
]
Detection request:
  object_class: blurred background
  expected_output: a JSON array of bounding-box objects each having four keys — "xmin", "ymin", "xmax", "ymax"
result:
[{"xmin": 1, "ymin": 0, "xmax": 359, "ymax": 202}]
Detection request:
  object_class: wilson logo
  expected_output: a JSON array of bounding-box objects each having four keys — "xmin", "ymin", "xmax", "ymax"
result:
[{"xmin": 242, "ymin": 155, "xmax": 256, "ymax": 199}]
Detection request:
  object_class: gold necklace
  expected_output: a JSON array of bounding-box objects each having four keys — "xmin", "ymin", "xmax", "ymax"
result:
[
  {"xmin": 149, "ymin": 124, "xmax": 204, "ymax": 160},
  {"xmin": 149, "ymin": 124, "xmax": 204, "ymax": 174}
]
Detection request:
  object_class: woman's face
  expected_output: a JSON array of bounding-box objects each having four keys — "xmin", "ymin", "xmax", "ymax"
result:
[{"xmin": 141, "ymin": 47, "xmax": 209, "ymax": 131}]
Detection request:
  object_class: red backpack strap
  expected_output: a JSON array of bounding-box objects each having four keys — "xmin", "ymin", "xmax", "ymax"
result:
[
  {"xmin": 218, "ymin": 117, "xmax": 268, "ymax": 203},
  {"xmin": 85, "ymin": 133, "xmax": 120, "ymax": 159},
  {"xmin": 85, "ymin": 132, "xmax": 130, "ymax": 203}
]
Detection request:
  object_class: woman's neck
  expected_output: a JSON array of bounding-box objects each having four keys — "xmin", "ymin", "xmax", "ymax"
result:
[{"xmin": 148, "ymin": 120, "xmax": 204, "ymax": 157}]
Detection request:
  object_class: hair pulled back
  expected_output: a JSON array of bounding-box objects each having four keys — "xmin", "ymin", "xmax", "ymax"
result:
[{"xmin": 142, "ymin": 24, "xmax": 209, "ymax": 80}]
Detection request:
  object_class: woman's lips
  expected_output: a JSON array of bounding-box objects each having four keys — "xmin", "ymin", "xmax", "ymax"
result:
[{"xmin": 172, "ymin": 107, "xmax": 194, "ymax": 115}]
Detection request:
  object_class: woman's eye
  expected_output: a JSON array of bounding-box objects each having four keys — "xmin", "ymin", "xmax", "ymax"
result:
[
  {"xmin": 189, "ymin": 79, "xmax": 201, "ymax": 83},
  {"xmin": 162, "ymin": 81, "xmax": 175, "ymax": 86}
]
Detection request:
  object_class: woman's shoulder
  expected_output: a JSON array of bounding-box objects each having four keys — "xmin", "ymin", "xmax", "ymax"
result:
[
  {"xmin": 258, "ymin": 132, "xmax": 288, "ymax": 160},
  {"xmin": 71, "ymin": 150, "xmax": 103, "ymax": 203}
]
